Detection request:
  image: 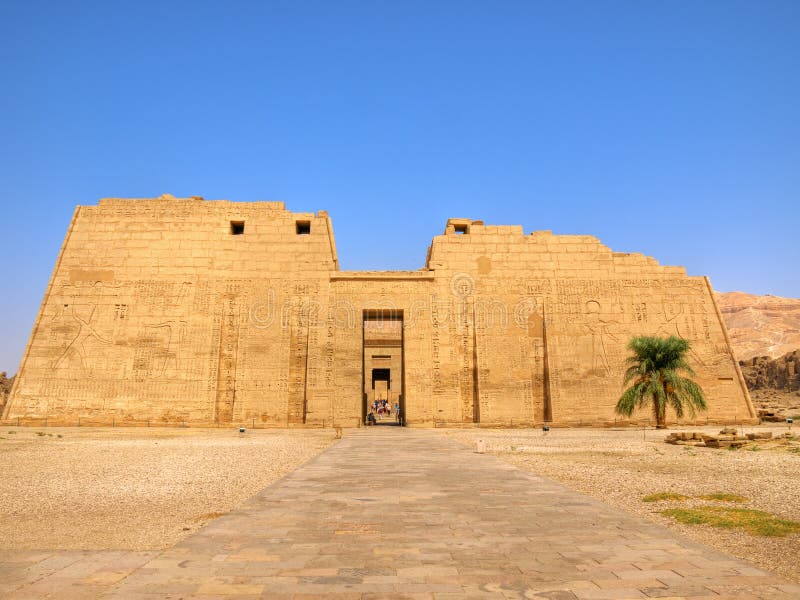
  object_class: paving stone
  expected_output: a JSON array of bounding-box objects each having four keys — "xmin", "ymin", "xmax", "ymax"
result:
[{"xmin": 2, "ymin": 429, "xmax": 795, "ymax": 598}]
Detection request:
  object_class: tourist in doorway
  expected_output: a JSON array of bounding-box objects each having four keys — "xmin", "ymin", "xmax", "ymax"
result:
[{"xmin": 367, "ymin": 411, "xmax": 376, "ymax": 426}]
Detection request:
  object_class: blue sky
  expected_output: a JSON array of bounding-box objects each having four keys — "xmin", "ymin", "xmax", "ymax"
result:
[{"xmin": 1, "ymin": 0, "xmax": 798, "ymax": 374}]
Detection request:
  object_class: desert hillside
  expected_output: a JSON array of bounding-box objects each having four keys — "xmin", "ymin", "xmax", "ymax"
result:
[
  {"xmin": 715, "ymin": 291, "xmax": 800, "ymax": 361},
  {"xmin": 716, "ymin": 291, "xmax": 800, "ymax": 421}
]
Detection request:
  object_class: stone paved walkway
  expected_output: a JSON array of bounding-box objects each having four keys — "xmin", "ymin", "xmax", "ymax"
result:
[{"xmin": 2, "ymin": 429, "xmax": 798, "ymax": 599}]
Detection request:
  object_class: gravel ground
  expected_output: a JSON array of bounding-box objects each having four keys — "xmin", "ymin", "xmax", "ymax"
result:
[
  {"xmin": 445, "ymin": 425, "xmax": 800, "ymax": 583},
  {"xmin": 0, "ymin": 427, "xmax": 335, "ymax": 550}
]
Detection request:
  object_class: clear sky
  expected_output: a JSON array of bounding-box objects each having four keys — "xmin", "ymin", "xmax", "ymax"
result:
[{"xmin": 1, "ymin": 0, "xmax": 798, "ymax": 374}]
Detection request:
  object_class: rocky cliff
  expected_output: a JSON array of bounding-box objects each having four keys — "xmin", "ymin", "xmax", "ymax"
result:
[
  {"xmin": 715, "ymin": 291, "xmax": 800, "ymax": 361},
  {"xmin": 715, "ymin": 292, "xmax": 800, "ymax": 420},
  {"xmin": 738, "ymin": 350, "xmax": 800, "ymax": 420},
  {"xmin": 0, "ymin": 371, "xmax": 14, "ymax": 414},
  {"xmin": 740, "ymin": 350, "xmax": 800, "ymax": 392}
]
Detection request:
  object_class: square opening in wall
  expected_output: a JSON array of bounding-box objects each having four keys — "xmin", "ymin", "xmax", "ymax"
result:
[
  {"xmin": 454, "ymin": 224, "xmax": 469, "ymax": 234},
  {"xmin": 230, "ymin": 221, "xmax": 245, "ymax": 235},
  {"xmin": 296, "ymin": 220, "xmax": 311, "ymax": 235}
]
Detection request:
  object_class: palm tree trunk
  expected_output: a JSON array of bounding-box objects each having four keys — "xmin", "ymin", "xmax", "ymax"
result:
[{"xmin": 654, "ymin": 393, "xmax": 667, "ymax": 429}]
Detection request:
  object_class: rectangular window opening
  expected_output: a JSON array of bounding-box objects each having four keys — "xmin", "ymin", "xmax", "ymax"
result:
[
  {"xmin": 296, "ymin": 220, "xmax": 311, "ymax": 235},
  {"xmin": 454, "ymin": 224, "xmax": 469, "ymax": 234},
  {"xmin": 230, "ymin": 221, "xmax": 245, "ymax": 235}
]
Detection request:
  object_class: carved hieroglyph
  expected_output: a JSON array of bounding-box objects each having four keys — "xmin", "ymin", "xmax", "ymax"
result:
[{"xmin": 2, "ymin": 197, "xmax": 756, "ymax": 426}]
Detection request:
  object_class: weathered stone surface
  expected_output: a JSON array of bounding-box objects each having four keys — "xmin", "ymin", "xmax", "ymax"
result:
[
  {"xmin": 705, "ymin": 439, "xmax": 747, "ymax": 448},
  {"xmin": 746, "ymin": 431, "xmax": 773, "ymax": 440},
  {"xmin": 2, "ymin": 197, "xmax": 756, "ymax": 427}
]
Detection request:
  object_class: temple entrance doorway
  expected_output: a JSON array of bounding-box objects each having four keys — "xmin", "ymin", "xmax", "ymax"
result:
[{"xmin": 362, "ymin": 310, "xmax": 405, "ymax": 426}]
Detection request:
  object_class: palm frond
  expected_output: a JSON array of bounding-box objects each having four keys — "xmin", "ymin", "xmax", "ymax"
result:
[
  {"xmin": 616, "ymin": 382, "xmax": 646, "ymax": 416},
  {"xmin": 615, "ymin": 335, "xmax": 707, "ymax": 426}
]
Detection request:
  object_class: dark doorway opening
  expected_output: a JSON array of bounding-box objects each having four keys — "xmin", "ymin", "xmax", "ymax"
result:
[{"xmin": 372, "ymin": 368, "xmax": 391, "ymax": 389}]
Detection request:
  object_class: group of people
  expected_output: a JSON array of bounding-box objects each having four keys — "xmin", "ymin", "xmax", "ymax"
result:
[
  {"xmin": 373, "ymin": 398, "xmax": 394, "ymax": 417},
  {"xmin": 366, "ymin": 399, "xmax": 403, "ymax": 425}
]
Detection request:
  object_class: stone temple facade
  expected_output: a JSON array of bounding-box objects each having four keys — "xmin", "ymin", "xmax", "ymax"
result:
[{"xmin": 3, "ymin": 195, "xmax": 756, "ymax": 427}]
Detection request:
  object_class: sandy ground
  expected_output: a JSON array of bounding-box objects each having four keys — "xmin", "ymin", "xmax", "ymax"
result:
[
  {"xmin": 445, "ymin": 425, "xmax": 800, "ymax": 583},
  {"xmin": 3, "ymin": 424, "xmax": 798, "ymax": 584},
  {"xmin": 0, "ymin": 427, "xmax": 335, "ymax": 550}
]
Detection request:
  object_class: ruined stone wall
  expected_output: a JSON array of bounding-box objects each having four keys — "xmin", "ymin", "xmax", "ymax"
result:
[
  {"xmin": 4, "ymin": 196, "xmax": 338, "ymax": 425},
  {"xmin": 3, "ymin": 198, "xmax": 755, "ymax": 427},
  {"xmin": 424, "ymin": 221, "xmax": 755, "ymax": 426}
]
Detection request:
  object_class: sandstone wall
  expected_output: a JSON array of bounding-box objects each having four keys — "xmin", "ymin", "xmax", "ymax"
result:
[
  {"xmin": 3, "ymin": 198, "xmax": 755, "ymax": 427},
  {"xmin": 424, "ymin": 220, "xmax": 754, "ymax": 425},
  {"xmin": 4, "ymin": 196, "xmax": 337, "ymax": 425}
]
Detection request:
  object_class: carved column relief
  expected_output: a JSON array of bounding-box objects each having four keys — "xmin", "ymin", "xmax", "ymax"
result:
[
  {"xmin": 214, "ymin": 294, "xmax": 240, "ymax": 424},
  {"xmin": 458, "ymin": 298, "xmax": 476, "ymax": 423},
  {"xmin": 287, "ymin": 299, "xmax": 310, "ymax": 424}
]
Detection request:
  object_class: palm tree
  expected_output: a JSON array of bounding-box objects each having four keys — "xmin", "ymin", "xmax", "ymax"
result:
[{"xmin": 616, "ymin": 335, "xmax": 707, "ymax": 429}]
